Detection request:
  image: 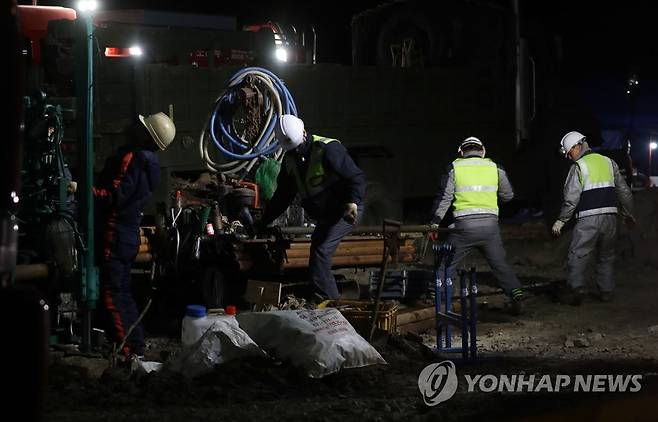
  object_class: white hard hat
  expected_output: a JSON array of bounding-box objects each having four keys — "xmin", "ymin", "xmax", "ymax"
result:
[
  {"xmin": 275, "ymin": 114, "xmax": 305, "ymax": 151},
  {"xmin": 139, "ymin": 112, "xmax": 176, "ymax": 151},
  {"xmin": 560, "ymin": 131, "xmax": 585, "ymax": 157},
  {"xmin": 458, "ymin": 136, "xmax": 486, "ymax": 157}
]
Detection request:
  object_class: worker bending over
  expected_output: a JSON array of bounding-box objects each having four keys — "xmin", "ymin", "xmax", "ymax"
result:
[{"xmin": 259, "ymin": 115, "xmax": 365, "ymax": 300}]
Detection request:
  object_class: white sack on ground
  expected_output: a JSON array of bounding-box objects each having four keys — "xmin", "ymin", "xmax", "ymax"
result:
[
  {"xmin": 166, "ymin": 319, "xmax": 267, "ymax": 378},
  {"xmin": 237, "ymin": 309, "xmax": 386, "ymax": 378}
]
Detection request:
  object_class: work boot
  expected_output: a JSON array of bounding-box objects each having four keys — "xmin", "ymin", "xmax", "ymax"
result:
[
  {"xmin": 508, "ymin": 288, "xmax": 525, "ymax": 316},
  {"xmin": 568, "ymin": 287, "xmax": 585, "ymax": 306}
]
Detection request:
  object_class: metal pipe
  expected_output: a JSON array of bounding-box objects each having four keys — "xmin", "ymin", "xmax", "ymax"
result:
[
  {"xmin": 513, "ymin": 0, "xmax": 523, "ymax": 149},
  {"xmin": 310, "ymin": 25, "xmax": 316, "ymax": 64},
  {"xmin": 2, "ymin": 8, "xmax": 23, "ymax": 287},
  {"xmin": 369, "ymin": 219, "xmax": 401, "ymax": 341},
  {"xmin": 460, "ymin": 271, "xmax": 468, "ymax": 360},
  {"xmin": 76, "ymin": 14, "xmax": 99, "ymax": 352},
  {"xmin": 469, "ymin": 267, "xmax": 477, "ymax": 359},
  {"xmin": 288, "ymin": 239, "xmax": 414, "ymax": 248},
  {"xmin": 285, "ymin": 245, "xmax": 415, "ymax": 258},
  {"xmin": 283, "ymin": 253, "xmax": 415, "ymax": 269},
  {"xmin": 445, "ymin": 274, "xmax": 453, "ymax": 348},
  {"xmin": 278, "ymin": 224, "xmax": 457, "ymax": 236},
  {"xmin": 434, "ymin": 258, "xmax": 442, "ymax": 350}
]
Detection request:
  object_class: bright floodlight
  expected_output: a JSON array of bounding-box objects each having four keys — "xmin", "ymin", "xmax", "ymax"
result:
[
  {"xmin": 129, "ymin": 46, "xmax": 143, "ymax": 57},
  {"xmin": 650, "ymin": 142, "xmax": 658, "ymax": 150},
  {"xmin": 77, "ymin": 0, "xmax": 99, "ymax": 12},
  {"xmin": 275, "ymin": 47, "xmax": 288, "ymax": 62}
]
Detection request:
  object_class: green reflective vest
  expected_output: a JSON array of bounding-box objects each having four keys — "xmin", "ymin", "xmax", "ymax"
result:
[
  {"xmin": 574, "ymin": 152, "xmax": 617, "ymax": 218},
  {"xmin": 285, "ymin": 135, "xmax": 339, "ymax": 198},
  {"xmin": 452, "ymin": 157, "xmax": 499, "ymax": 217}
]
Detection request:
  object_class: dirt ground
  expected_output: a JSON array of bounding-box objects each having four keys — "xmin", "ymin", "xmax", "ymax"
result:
[
  {"xmin": 44, "ymin": 259, "xmax": 658, "ymax": 422},
  {"xmin": 44, "ymin": 192, "xmax": 658, "ymax": 421}
]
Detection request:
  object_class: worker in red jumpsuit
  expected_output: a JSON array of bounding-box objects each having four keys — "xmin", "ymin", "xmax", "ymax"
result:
[{"xmin": 94, "ymin": 112, "xmax": 175, "ymax": 357}]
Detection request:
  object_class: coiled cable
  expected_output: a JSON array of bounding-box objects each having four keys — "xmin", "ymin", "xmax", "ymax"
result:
[{"xmin": 200, "ymin": 67, "xmax": 297, "ymax": 177}]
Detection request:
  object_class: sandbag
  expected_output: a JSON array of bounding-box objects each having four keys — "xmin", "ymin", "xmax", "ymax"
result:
[
  {"xmin": 237, "ymin": 309, "xmax": 386, "ymax": 378},
  {"xmin": 166, "ymin": 319, "xmax": 267, "ymax": 378}
]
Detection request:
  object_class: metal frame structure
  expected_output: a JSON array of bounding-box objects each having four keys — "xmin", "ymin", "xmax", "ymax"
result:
[{"xmin": 433, "ymin": 242, "xmax": 477, "ymax": 360}]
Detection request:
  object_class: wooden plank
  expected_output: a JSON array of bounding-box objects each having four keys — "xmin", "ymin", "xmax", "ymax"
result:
[
  {"xmin": 283, "ymin": 253, "xmax": 416, "ymax": 269},
  {"xmin": 396, "ymin": 306, "xmax": 436, "ymax": 326}
]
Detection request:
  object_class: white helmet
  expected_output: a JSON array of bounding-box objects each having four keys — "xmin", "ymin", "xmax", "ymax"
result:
[
  {"xmin": 275, "ymin": 114, "xmax": 305, "ymax": 151},
  {"xmin": 458, "ymin": 136, "xmax": 486, "ymax": 157},
  {"xmin": 560, "ymin": 131, "xmax": 585, "ymax": 157},
  {"xmin": 139, "ymin": 112, "xmax": 176, "ymax": 151}
]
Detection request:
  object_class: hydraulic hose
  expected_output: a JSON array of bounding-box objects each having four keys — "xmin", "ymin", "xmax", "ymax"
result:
[{"xmin": 200, "ymin": 67, "xmax": 297, "ymax": 177}]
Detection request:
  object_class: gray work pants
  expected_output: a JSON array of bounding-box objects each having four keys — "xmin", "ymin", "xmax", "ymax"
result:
[
  {"xmin": 568, "ymin": 214, "xmax": 617, "ymax": 292},
  {"xmin": 309, "ymin": 206, "xmax": 363, "ymax": 299},
  {"xmin": 443, "ymin": 218, "xmax": 522, "ymax": 295}
]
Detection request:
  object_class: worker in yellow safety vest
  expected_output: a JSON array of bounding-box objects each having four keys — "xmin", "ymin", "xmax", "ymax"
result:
[
  {"xmin": 431, "ymin": 137, "xmax": 525, "ymax": 315},
  {"xmin": 258, "ymin": 115, "xmax": 365, "ymax": 300},
  {"xmin": 552, "ymin": 131, "xmax": 635, "ymax": 305}
]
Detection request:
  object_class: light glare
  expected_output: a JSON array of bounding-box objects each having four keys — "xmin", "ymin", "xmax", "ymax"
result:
[
  {"xmin": 129, "ymin": 46, "xmax": 143, "ymax": 56},
  {"xmin": 77, "ymin": 0, "xmax": 99, "ymax": 12},
  {"xmin": 275, "ymin": 48, "xmax": 288, "ymax": 62}
]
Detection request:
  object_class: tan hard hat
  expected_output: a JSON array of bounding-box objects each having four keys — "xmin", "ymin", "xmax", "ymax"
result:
[{"xmin": 139, "ymin": 112, "xmax": 176, "ymax": 151}]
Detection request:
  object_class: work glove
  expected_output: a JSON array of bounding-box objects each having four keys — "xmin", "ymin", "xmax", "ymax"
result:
[
  {"xmin": 67, "ymin": 181, "xmax": 77, "ymax": 193},
  {"xmin": 551, "ymin": 220, "xmax": 565, "ymax": 237},
  {"xmin": 428, "ymin": 223, "xmax": 440, "ymax": 242},
  {"xmin": 343, "ymin": 202, "xmax": 358, "ymax": 224},
  {"xmin": 624, "ymin": 214, "xmax": 637, "ymax": 230}
]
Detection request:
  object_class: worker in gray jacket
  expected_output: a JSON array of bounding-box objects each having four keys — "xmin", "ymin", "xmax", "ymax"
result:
[
  {"xmin": 552, "ymin": 131, "xmax": 635, "ymax": 305},
  {"xmin": 431, "ymin": 137, "xmax": 524, "ymax": 314}
]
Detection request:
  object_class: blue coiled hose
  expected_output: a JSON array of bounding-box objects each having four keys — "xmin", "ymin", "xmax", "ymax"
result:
[{"xmin": 200, "ymin": 67, "xmax": 298, "ymax": 176}]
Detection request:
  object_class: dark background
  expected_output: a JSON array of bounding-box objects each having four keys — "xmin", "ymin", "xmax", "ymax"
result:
[
  {"xmin": 21, "ymin": 0, "xmax": 658, "ymax": 174},
  {"xmin": 25, "ymin": 0, "xmax": 658, "ymax": 72}
]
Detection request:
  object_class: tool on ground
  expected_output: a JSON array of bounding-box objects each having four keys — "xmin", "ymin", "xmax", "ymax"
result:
[{"xmin": 369, "ymin": 219, "xmax": 401, "ymax": 341}]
